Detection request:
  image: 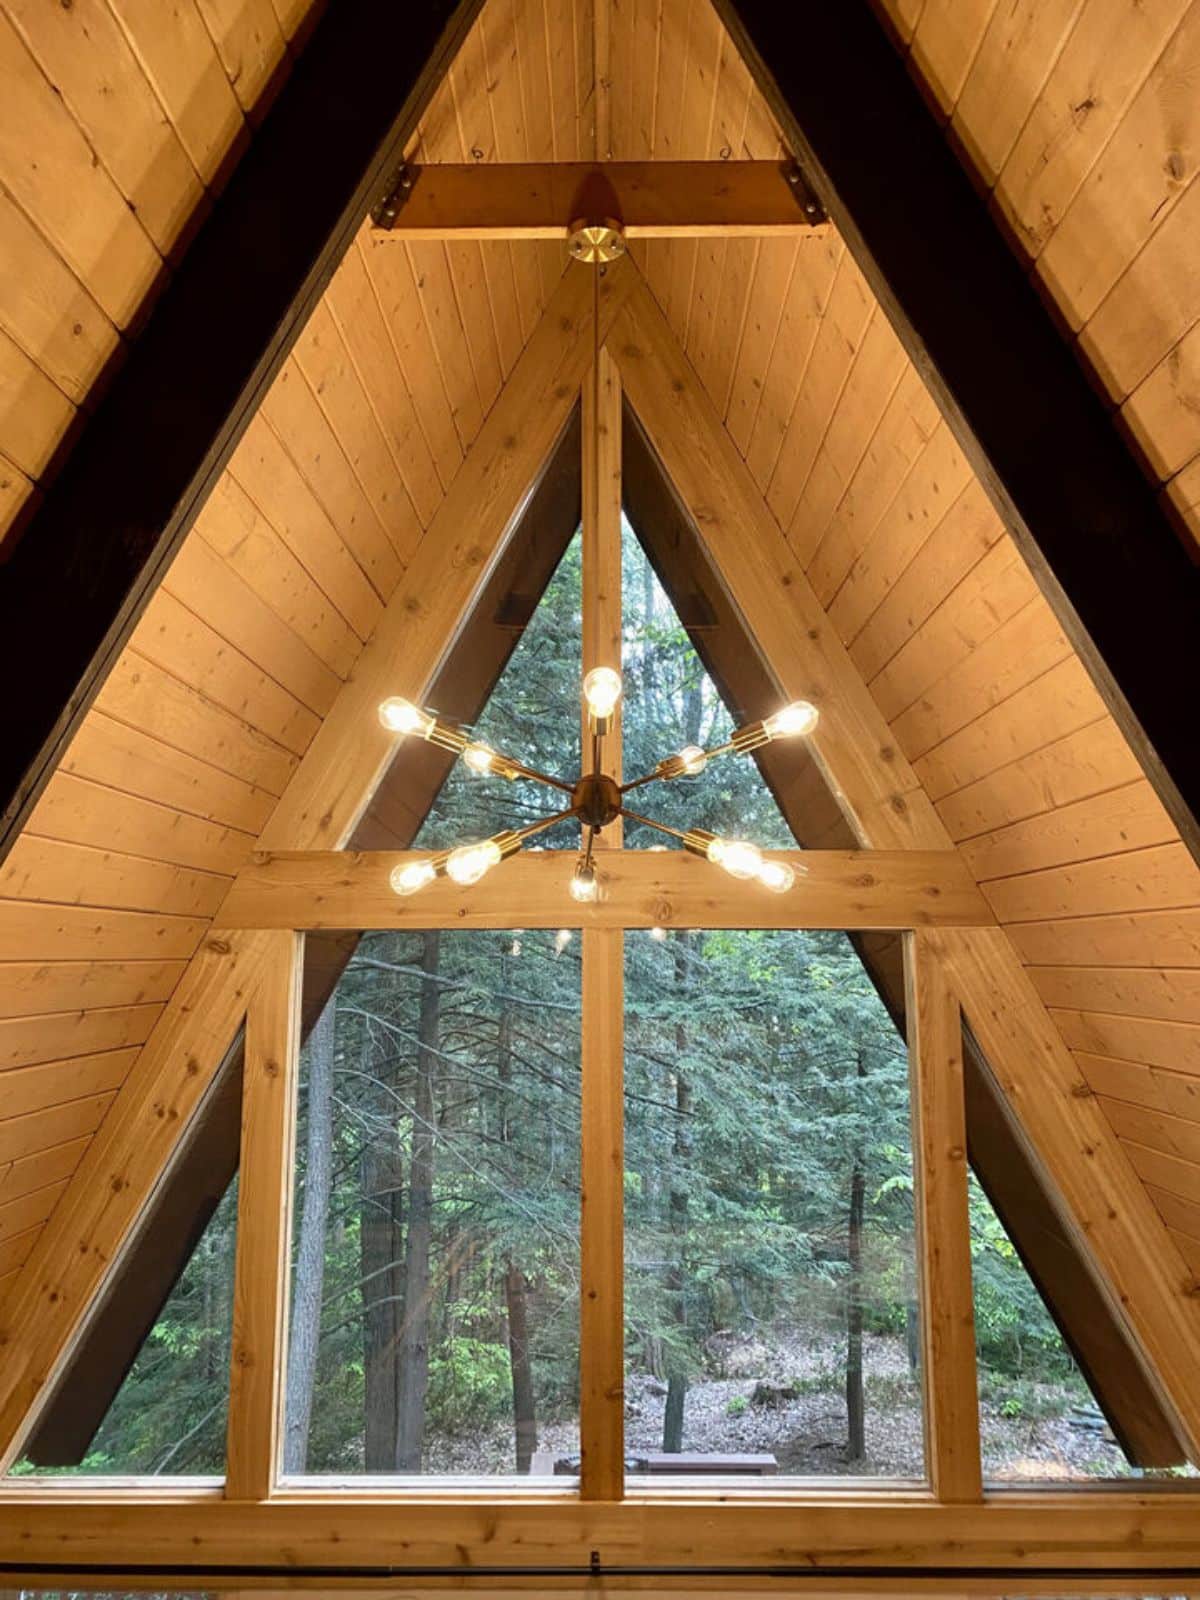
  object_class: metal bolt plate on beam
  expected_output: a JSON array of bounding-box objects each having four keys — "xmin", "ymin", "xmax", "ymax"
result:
[
  {"xmin": 371, "ymin": 162, "xmax": 419, "ymax": 228},
  {"xmin": 782, "ymin": 158, "xmax": 827, "ymax": 225},
  {"xmin": 568, "ymin": 218, "xmax": 626, "ymax": 263}
]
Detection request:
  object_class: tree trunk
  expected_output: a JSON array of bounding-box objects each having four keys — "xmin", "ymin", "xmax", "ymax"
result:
[
  {"xmin": 395, "ymin": 931, "xmax": 441, "ymax": 1472},
  {"xmin": 504, "ymin": 1262, "xmax": 538, "ymax": 1472},
  {"xmin": 663, "ymin": 936, "xmax": 693, "ymax": 1455},
  {"xmin": 284, "ymin": 997, "xmax": 336, "ymax": 1473},
  {"xmin": 845, "ymin": 1052, "xmax": 867, "ymax": 1464},
  {"xmin": 360, "ymin": 1013, "xmax": 404, "ymax": 1471},
  {"xmin": 497, "ymin": 943, "xmax": 539, "ymax": 1471}
]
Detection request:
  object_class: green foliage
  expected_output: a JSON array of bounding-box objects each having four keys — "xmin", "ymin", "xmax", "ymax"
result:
[{"xmin": 429, "ymin": 1337, "xmax": 514, "ymax": 1431}]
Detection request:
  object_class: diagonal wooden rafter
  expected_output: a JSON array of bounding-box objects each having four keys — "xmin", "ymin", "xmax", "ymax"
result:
[
  {"xmin": 0, "ymin": 257, "xmax": 634, "ymax": 1469},
  {"xmin": 608, "ymin": 264, "xmax": 1200, "ymax": 1458},
  {"xmin": 0, "ymin": 0, "xmax": 486, "ymax": 863},
  {"xmin": 713, "ymin": 0, "xmax": 1200, "ymax": 866}
]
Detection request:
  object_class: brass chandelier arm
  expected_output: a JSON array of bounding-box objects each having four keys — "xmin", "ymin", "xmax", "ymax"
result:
[
  {"xmin": 512, "ymin": 805, "xmax": 581, "ymax": 846},
  {"xmin": 618, "ymin": 806, "xmax": 690, "ymax": 846},
  {"xmin": 501, "ymin": 757, "xmax": 577, "ymax": 795},
  {"xmin": 620, "ymin": 739, "xmax": 736, "ymax": 793}
]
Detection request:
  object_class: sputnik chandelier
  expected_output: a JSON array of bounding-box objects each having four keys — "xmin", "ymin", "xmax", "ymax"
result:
[
  {"xmin": 377, "ymin": 676, "xmax": 819, "ymax": 904},
  {"xmin": 376, "ymin": 216, "xmax": 818, "ymax": 907}
]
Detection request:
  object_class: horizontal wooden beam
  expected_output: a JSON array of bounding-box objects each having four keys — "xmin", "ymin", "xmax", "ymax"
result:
[
  {"xmin": 2, "ymin": 1491, "xmax": 1200, "ymax": 1575},
  {"xmin": 214, "ymin": 849, "xmax": 992, "ymax": 931},
  {"xmin": 374, "ymin": 162, "xmax": 826, "ymax": 239}
]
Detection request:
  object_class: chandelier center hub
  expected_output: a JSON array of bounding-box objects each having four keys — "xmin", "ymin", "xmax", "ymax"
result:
[{"xmin": 572, "ymin": 771, "xmax": 622, "ymax": 829}]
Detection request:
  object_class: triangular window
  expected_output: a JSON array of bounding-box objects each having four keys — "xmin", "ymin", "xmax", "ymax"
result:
[{"xmin": 13, "ymin": 1177, "xmax": 238, "ymax": 1477}]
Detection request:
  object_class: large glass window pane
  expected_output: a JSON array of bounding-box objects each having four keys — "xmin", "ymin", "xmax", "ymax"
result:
[
  {"xmin": 623, "ymin": 927, "xmax": 923, "ymax": 1480},
  {"xmin": 284, "ymin": 929, "xmax": 581, "ymax": 1478}
]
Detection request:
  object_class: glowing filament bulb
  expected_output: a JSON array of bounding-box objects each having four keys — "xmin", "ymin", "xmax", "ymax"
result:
[
  {"xmin": 757, "ymin": 858, "xmax": 796, "ymax": 894},
  {"xmin": 554, "ymin": 928, "xmax": 573, "ymax": 956},
  {"xmin": 649, "ymin": 926, "xmax": 669, "ymax": 943},
  {"xmin": 583, "ymin": 666, "xmax": 623, "ymax": 721},
  {"xmin": 569, "ymin": 860, "xmax": 598, "ymax": 903},
  {"xmin": 378, "ymin": 697, "xmax": 433, "ymax": 736},
  {"xmin": 390, "ymin": 859, "xmax": 437, "ymax": 896},
  {"xmin": 445, "ymin": 838, "xmax": 502, "ymax": 886},
  {"xmin": 764, "ymin": 700, "xmax": 819, "ymax": 739},
  {"xmin": 707, "ymin": 837, "xmax": 763, "ymax": 881},
  {"xmin": 678, "ymin": 744, "xmax": 707, "ymax": 776},
  {"xmin": 462, "ymin": 743, "xmax": 495, "ymax": 776}
]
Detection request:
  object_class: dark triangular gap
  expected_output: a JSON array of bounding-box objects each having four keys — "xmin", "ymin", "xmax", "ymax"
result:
[
  {"xmin": 19, "ymin": 408, "xmax": 583, "ymax": 1472},
  {"xmin": 620, "ymin": 398, "xmax": 1187, "ymax": 1470}
]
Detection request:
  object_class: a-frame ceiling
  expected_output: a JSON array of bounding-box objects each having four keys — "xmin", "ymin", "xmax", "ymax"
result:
[{"xmin": 0, "ymin": 0, "xmax": 1199, "ymax": 1461}]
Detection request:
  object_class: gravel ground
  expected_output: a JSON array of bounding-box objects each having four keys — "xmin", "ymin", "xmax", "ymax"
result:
[{"xmin": 426, "ymin": 1329, "xmax": 1131, "ymax": 1479}]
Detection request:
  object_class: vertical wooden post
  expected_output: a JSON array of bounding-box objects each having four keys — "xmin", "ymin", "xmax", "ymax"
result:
[
  {"xmin": 579, "ymin": 338, "xmax": 625, "ymax": 1500},
  {"xmin": 906, "ymin": 930, "xmax": 983, "ymax": 1503},
  {"xmin": 225, "ymin": 930, "xmax": 302, "ymax": 1501}
]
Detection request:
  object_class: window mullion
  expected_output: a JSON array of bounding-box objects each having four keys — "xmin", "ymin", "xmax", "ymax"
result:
[{"xmin": 579, "ymin": 338, "xmax": 626, "ymax": 1501}]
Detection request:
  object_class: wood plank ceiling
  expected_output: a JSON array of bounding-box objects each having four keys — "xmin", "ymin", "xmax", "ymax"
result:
[{"xmin": 0, "ymin": 0, "xmax": 1199, "ymax": 1324}]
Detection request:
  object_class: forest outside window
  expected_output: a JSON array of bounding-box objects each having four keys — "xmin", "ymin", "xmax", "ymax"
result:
[
  {"xmin": 623, "ymin": 926, "xmax": 924, "ymax": 1481},
  {"xmin": 283, "ymin": 927, "xmax": 582, "ymax": 1480}
]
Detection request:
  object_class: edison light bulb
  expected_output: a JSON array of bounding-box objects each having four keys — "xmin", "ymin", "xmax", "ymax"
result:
[
  {"xmin": 569, "ymin": 862, "xmax": 598, "ymax": 903},
  {"xmin": 764, "ymin": 699, "xmax": 819, "ymax": 739},
  {"xmin": 583, "ymin": 666, "xmax": 622, "ymax": 721},
  {"xmin": 378, "ymin": 696, "xmax": 433, "ymax": 736},
  {"xmin": 708, "ymin": 837, "xmax": 763, "ymax": 880},
  {"xmin": 390, "ymin": 859, "xmax": 436, "ymax": 896},
  {"xmin": 757, "ymin": 858, "xmax": 796, "ymax": 894},
  {"xmin": 462, "ymin": 743, "xmax": 495, "ymax": 776},
  {"xmin": 554, "ymin": 928, "xmax": 573, "ymax": 956},
  {"xmin": 678, "ymin": 744, "xmax": 707, "ymax": 776},
  {"xmin": 446, "ymin": 838, "xmax": 502, "ymax": 886}
]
